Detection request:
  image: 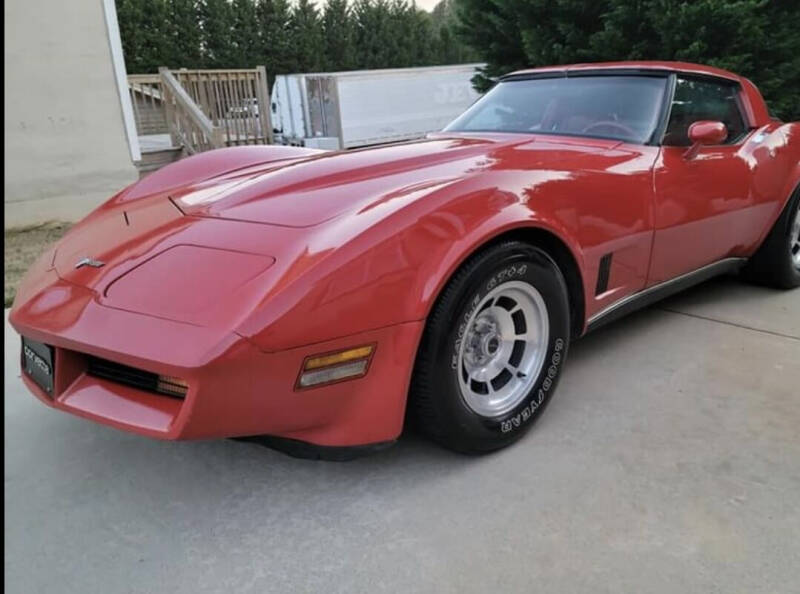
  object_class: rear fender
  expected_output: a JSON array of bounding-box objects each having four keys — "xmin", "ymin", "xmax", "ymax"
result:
[
  {"xmin": 753, "ymin": 123, "xmax": 800, "ymax": 247},
  {"xmin": 779, "ymin": 123, "xmax": 800, "ymax": 204}
]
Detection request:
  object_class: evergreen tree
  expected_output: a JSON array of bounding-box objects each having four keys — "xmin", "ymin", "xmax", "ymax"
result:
[
  {"xmin": 407, "ymin": 3, "xmax": 438, "ymax": 66},
  {"xmin": 432, "ymin": 0, "xmax": 474, "ymax": 65},
  {"xmin": 116, "ymin": 0, "xmax": 169, "ymax": 72},
  {"xmin": 454, "ymin": 0, "xmax": 527, "ymax": 90},
  {"xmin": 352, "ymin": 0, "xmax": 395, "ymax": 69},
  {"xmin": 255, "ymin": 0, "xmax": 295, "ymax": 82},
  {"xmin": 388, "ymin": 1, "xmax": 431, "ymax": 67},
  {"xmin": 230, "ymin": 0, "xmax": 260, "ymax": 67},
  {"xmin": 455, "ymin": 0, "xmax": 800, "ymax": 120},
  {"xmin": 289, "ymin": 0, "xmax": 325, "ymax": 72},
  {"xmin": 757, "ymin": 0, "xmax": 800, "ymax": 120},
  {"xmin": 199, "ymin": 0, "xmax": 235, "ymax": 67},
  {"xmin": 116, "ymin": 0, "xmax": 483, "ymax": 79},
  {"xmin": 116, "ymin": 0, "xmax": 141, "ymax": 72},
  {"xmin": 165, "ymin": 0, "xmax": 202, "ymax": 68},
  {"xmin": 322, "ymin": 0, "xmax": 356, "ymax": 71}
]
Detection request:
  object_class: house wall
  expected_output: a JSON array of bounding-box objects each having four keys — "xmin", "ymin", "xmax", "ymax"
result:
[{"xmin": 4, "ymin": 0, "xmax": 139, "ymax": 227}]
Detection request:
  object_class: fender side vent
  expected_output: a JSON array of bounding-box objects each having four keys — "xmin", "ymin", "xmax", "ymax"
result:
[
  {"xmin": 595, "ymin": 253, "xmax": 613, "ymax": 295},
  {"xmin": 86, "ymin": 356, "xmax": 187, "ymax": 399}
]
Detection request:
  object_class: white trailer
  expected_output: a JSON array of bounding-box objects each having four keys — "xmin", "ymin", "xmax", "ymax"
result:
[{"xmin": 270, "ymin": 63, "xmax": 485, "ymax": 150}]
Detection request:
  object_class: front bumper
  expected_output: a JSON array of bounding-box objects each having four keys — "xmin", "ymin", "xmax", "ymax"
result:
[{"xmin": 9, "ymin": 273, "xmax": 422, "ymax": 447}]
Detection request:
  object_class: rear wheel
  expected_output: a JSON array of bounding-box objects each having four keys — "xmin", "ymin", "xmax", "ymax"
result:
[
  {"xmin": 409, "ymin": 241, "xmax": 571, "ymax": 454},
  {"xmin": 744, "ymin": 187, "xmax": 800, "ymax": 289}
]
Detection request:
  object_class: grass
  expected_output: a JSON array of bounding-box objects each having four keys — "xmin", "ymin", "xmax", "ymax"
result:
[{"xmin": 4, "ymin": 222, "xmax": 71, "ymax": 307}]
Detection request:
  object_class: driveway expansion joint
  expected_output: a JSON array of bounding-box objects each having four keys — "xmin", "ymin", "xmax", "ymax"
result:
[{"xmin": 659, "ymin": 307, "xmax": 800, "ymax": 341}]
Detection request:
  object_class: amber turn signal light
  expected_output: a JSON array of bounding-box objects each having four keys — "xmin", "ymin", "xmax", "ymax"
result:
[{"xmin": 297, "ymin": 345, "xmax": 375, "ymax": 389}]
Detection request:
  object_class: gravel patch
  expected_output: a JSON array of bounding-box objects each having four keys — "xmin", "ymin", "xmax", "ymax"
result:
[{"xmin": 4, "ymin": 222, "xmax": 71, "ymax": 306}]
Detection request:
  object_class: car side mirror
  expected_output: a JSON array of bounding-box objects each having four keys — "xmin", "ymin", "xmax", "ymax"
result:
[{"xmin": 684, "ymin": 120, "xmax": 728, "ymax": 159}]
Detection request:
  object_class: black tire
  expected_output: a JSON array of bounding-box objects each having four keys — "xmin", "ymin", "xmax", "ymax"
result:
[
  {"xmin": 409, "ymin": 241, "xmax": 571, "ymax": 454},
  {"xmin": 743, "ymin": 187, "xmax": 800, "ymax": 289}
]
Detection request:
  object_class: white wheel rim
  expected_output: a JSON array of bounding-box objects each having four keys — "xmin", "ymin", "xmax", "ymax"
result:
[
  {"xmin": 457, "ymin": 281, "xmax": 549, "ymax": 418},
  {"xmin": 791, "ymin": 204, "xmax": 800, "ymax": 270}
]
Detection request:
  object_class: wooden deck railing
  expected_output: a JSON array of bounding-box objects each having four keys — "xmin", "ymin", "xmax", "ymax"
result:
[
  {"xmin": 159, "ymin": 68, "xmax": 224, "ymax": 154},
  {"xmin": 127, "ymin": 74, "xmax": 169, "ymax": 135},
  {"xmin": 128, "ymin": 67, "xmax": 274, "ymax": 156},
  {"xmin": 171, "ymin": 67, "xmax": 273, "ymax": 146}
]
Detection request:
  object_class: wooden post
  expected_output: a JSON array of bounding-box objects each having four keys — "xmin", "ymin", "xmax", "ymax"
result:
[
  {"xmin": 256, "ymin": 66, "xmax": 273, "ymax": 144},
  {"xmin": 212, "ymin": 127, "xmax": 225, "ymax": 149},
  {"xmin": 159, "ymin": 67, "xmax": 180, "ymax": 148},
  {"xmin": 129, "ymin": 85, "xmax": 142, "ymax": 135}
]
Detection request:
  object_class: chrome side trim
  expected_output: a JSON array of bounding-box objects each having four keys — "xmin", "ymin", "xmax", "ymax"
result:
[{"xmin": 585, "ymin": 257, "xmax": 747, "ymax": 333}]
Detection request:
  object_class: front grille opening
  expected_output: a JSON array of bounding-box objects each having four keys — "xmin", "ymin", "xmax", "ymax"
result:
[{"xmin": 86, "ymin": 356, "xmax": 188, "ymax": 399}]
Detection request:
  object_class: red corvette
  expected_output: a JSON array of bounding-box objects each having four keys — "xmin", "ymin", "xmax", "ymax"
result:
[{"xmin": 11, "ymin": 61, "xmax": 800, "ymax": 458}]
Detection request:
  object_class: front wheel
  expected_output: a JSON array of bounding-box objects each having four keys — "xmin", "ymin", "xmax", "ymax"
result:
[{"xmin": 409, "ymin": 241, "xmax": 571, "ymax": 454}]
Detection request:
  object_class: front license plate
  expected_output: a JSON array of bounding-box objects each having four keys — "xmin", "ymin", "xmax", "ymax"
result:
[{"xmin": 21, "ymin": 337, "xmax": 55, "ymax": 395}]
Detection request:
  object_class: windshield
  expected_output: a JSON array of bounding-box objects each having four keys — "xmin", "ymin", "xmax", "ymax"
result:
[{"xmin": 445, "ymin": 75, "xmax": 668, "ymax": 144}]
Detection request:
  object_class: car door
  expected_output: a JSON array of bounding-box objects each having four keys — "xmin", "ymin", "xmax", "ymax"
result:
[{"xmin": 648, "ymin": 75, "xmax": 758, "ymax": 286}]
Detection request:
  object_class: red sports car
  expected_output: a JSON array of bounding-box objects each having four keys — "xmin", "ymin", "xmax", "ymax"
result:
[{"xmin": 10, "ymin": 61, "xmax": 800, "ymax": 458}]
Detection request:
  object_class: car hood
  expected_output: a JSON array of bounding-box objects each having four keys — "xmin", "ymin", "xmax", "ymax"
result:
[
  {"xmin": 171, "ymin": 133, "xmax": 621, "ymax": 227},
  {"xmin": 45, "ymin": 200, "xmax": 280, "ymax": 330},
  {"xmin": 38, "ymin": 133, "xmax": 622, "ymax": 331}
]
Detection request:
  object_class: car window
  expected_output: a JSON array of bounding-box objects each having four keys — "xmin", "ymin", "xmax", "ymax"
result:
[
  {"xmin": 662, "ymin": 77, "xmax": 748, "ymax": 146},
  {"xmin": 445, "ymin": 75, "xmax": 668, "ymax": 144}
]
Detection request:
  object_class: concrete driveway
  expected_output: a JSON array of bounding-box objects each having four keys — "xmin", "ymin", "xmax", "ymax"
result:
[{"xmin": 5, "ymin": 276, "xmax": 799, "ymax": 594}]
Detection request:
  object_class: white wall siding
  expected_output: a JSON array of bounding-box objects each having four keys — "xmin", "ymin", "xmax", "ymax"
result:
[{"xmin": 4, "ymin": 0, "xmax": 139, "ymax": 227}]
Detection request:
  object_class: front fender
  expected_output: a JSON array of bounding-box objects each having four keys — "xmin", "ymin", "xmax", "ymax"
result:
[{"xmin": 235, "ymin": 177, "xmax": 588, "ymax": 353}]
